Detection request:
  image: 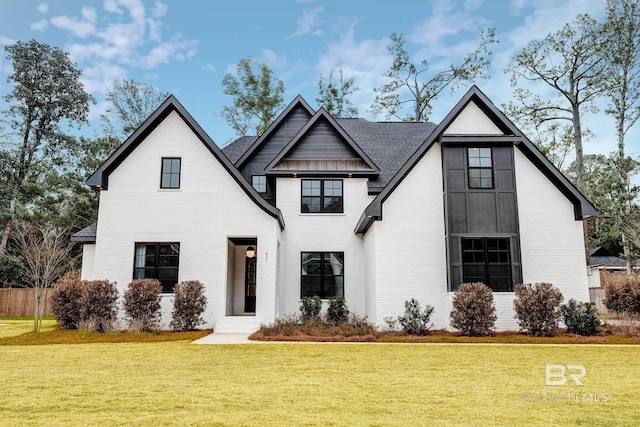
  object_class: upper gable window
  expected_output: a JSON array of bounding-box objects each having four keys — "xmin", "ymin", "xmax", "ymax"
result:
[
  {"xmin": 161, "ymin": 158, "xmax": 181, "ymax": 189},
  {"xmin": 468, "ymin": 148, "xmax": 493, "ymax": 189},
  {"xmin": 301, "ymin": 179, "xmax": 343, "ymax": 213},
  {"xmin": 252, "ymin": 175, "xmax": 267, "ymax": 193}
]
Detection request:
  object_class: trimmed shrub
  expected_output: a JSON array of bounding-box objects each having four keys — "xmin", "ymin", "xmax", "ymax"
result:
[
  {"xmin": 450, "ymin": 282, "xmax": 497, "ymax": 336},
  {"xmin": 50, "ymin": 270, "xmax": 83, "ymax": 329},
  {"xmin": 300, "ymin": 295, "xmax": 322, "ymax": 321},
  {"xmin": 171, "ymin": 280, "xmax": 208, "ymax": 331},
  {"xmin": 123, "ymin": 279, "xmax": 162, "ymax": 332},
  {"xmin": 514, "ymin": 282, "xmax": 564, "ymax": 336},
  {"xmin": 326, "ymin": 296, "xmax": 349, "ymax": 325},
  {"xmin": 603, "ymin": 277, "xmax": 640, "ymax": 315},
  {"xmin": 561, "ymin": 299, "xmax": 602, "ymax": 336},
  {"xmin": 80, "ymin": 279, "xmax": 119, "ymax": 333},
  {"xmin": 398, "ymin": 298, "xmax": 434, "ymax": 335}
]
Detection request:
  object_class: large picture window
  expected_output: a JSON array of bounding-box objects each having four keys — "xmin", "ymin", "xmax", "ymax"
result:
[
  {"xmin": 161, "ymin": 158, "xmax": 181, "ymax": 189},
  {"xmin": 301, "ymin": 179, "xmax": 343, "ymax": 213},
  {"xmin": 461, "ymin": 238, "xmax": 512, "ymax": 292},
  {"xmin": 301, "ymin": 252, "xmax": 344, "ymax": 298},
  {"xmin": 468, "ymin": 147, "xmax": 493, "ymax": 189},
  {"xmin": 134, "ymin": 242, "xmax": 180, "ymax": 293}
]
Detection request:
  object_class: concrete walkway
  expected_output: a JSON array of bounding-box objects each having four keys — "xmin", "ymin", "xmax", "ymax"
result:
[{"xmin": 192, "ymin": 332, "xmax": 255, "ymax": 344}]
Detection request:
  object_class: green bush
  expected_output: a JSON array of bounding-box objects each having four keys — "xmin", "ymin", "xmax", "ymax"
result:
[
  {"xmin": 300, "ymin": 295, "xmax": 322, "ymax": 321},
  {"xmin": 80, "ymin": 279, "xmax": 119, "ymax": 333},
  {"xmin": 398, "ymin": 298, "xmax": 434, "ymax": 335},
  {"xmin": 514, "ymin": 282, "xmax": 564, "ymax": 336},
  {"xmin": 603, "ymin": 277, "xmax": 640, "ymax": 315},
  {"xmin": 123, "ymin": 279, "xmax": 162, "ymax": 332},
  {"xmin": 50, "ymin": 270, "xmax": 83, "ymax": 329},
  {"xmin": 325, "ymin": 296, "xmax": 349, "ymax": 325},
  {"xmin": 450, "ymin": 282, "xmax": 497, "ymax": 336},
  {"xmin": 171, "ymin": 280, "xmax": 208, "ymax": 331},
  {"xmin": 561, "ymin": 299, "xmax": 602, "ymax": 336}
]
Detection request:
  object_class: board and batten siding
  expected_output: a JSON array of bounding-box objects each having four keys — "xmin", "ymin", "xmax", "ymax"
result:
[
  {"xmin": 275, "ymin": 176, "xmax": 373, "ymax": 317},
  {"xmin": 89, "ymin": 111, "xmax": 281, "ymax": 329}
]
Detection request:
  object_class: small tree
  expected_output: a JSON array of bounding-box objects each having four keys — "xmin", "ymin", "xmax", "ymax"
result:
[
  {"xmin": 398, "ymin": 298, "xmax": 434, "ymax": 335},
  {"xmin": 13, "ymin": 222, "xmax": 74, "ymax": 332},
  {"xmin": 603, "ymin": 276, "xmax": 640, "ymax": 315},
  {"xmin": 50, "ymin": 270, "xmax": 83, "ymax": 329},
  {"xmin": 450, "ymin": 282, "xmax": 497, "ymax": 336},
  {"xmin": 171, "ymin": 280, "xmax": 207, "ymax": 331},
  {"xmin": 123, "ymin": 279, "xmax": 162, "ymax": 332},
  {"xmin": 513, "ymin": 283, "xmax": 564, "ymax": 336},
  {"xmin": 80, "ymin": 279, "xmax": 119, "ymax": 333}
]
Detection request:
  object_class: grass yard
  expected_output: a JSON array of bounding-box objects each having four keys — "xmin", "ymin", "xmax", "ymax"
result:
[{"xmin": 1, "ymin": 336, "xmax": 639, "ymax": 426}]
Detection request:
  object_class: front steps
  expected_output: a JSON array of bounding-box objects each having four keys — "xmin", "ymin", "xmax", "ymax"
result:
[{"xmin": 214, "ymin": 315, "xmax": 261, "ymax": 333}]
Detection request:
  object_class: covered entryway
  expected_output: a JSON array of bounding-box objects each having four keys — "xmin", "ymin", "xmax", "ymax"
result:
[{"xmin": 226, "ymin": 237, "xmax": 258, "ymax": 316}]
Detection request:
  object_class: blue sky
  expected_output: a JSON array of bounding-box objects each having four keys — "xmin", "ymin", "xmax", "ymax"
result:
[{"xmin": 0, "ymin": 0, "xmax": 620, "ymax": 156}]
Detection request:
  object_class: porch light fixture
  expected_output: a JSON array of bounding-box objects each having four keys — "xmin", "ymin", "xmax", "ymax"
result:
[{"xmin": 246, "ymin": 246, "xmax": 256, "ymax": 258}]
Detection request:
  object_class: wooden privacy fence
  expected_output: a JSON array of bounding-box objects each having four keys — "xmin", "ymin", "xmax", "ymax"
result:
[
  {"xmin": 0, "ymin": 288, "xmax": 53, "ymax": 317},
  {"xmin": 589, "ymin": 287, "xmax": 608, "ymax": 314}
]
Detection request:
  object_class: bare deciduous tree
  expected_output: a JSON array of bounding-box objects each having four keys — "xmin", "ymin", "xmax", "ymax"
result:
[{"xmin": 13, "ymin": 222, "xmax": 74, "ymax": 332}]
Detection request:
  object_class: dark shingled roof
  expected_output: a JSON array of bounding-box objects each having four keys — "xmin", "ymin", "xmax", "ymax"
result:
[
  {"xmin": 71, "ymin": 223, "xmax": 97, "ymax": 243},
  {"xmin": 222, "ymin": 119, "xmax": 437, "ymax": 193},
  {"xmin": 222, "ymin": 136, "xmax": 258, "ymax": 163},
  {"xmin": 589, "ymin": 247, "xmax": 640, "ymax": 268},
  {"xmin": 336, "ymin": 119, "xmax": 437, "ymax": 192}
]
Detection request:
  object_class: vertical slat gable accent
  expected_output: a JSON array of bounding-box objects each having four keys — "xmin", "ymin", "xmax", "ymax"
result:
[{"xmin": 286, "ymin": 120, "xmax": 359, "ymax": 160}]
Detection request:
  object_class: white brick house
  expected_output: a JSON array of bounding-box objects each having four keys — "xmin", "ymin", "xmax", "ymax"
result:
[{"xmin": 73, "ymin": 86, "xmax": 596, "ymax": 332}]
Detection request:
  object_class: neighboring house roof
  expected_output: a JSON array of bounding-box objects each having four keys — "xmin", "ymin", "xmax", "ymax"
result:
[
  {"xmin": 589, "ymin": 246, "xmax": 639, "ymax": 268},
  {"xmin": 355, "ymin": 85, "xmax": 598, "ymax": 234},
  {"xmin": 86, "ymin": 95, "xmax": 285, "ymax": 229},
  {"xmin": 71, "ymin": 222, "xmax": 97, "ymax": 243}
]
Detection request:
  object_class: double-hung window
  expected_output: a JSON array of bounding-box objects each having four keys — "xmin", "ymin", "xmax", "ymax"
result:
[
  {"xmin": 461, "ymin": 238, "xmax": 512, "ymax": 292},
  {"xmin": 468, "ymin": 148, "xmax": 493, "ymax": 189},
  {"xmin": 301, "ymin": 252, "xmax": 344, "ymax": 298},
  {"xmin": 133, "ymin": 242, "xmax": 180, "ymax": 293},
  {"xmin": 301, "ymin": 179, "xmax": 343, "ymax": 213},
  {"xmin": 161, "ymin": 158, "xmax": 181, "ymax": 189}
]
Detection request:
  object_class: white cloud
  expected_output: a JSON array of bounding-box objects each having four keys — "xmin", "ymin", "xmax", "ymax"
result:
[
  {"xmin": 203, "ymin": 64, "xmax": 216, "ymax": 72},
  {"xmin": 104, "ymin": 0, "xmax": 123, "ymax": 14},
  {"xmin": 30, "ymin": 19, "xmax": 48, "ymax": 32},
  {"xmin": 36, "ymin": 3, "xmax": 48, "ymax": 14},
  {"xmin": 287, "ymin": 6, "xmax": 325, "ymax": 39},
  {"xmin": 51, "ymin": 14, "xmax": 97, "ymax": 38}
]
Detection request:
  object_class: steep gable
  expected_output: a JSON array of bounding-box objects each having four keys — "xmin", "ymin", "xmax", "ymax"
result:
[
  {"xmin": 265, "ymin": 108, "xmax": 379, "ymax": 177},
  {"xmin": 355, "ymin": 85, "xmax": 597, "ymax": 234},
  {"xmin": 87, "ymin": 95, "xmax": 284, "ymax": 228}
]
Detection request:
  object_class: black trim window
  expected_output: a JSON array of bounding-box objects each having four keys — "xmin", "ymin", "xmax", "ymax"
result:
[
  {"xmin": 161, "ymin": 158, "xmax": 181, "ymax": 189},
  {"xmin": 301, "ymin": 252, "xmax": 344, "ymax": 298},
  {"xmin": 301, "ymin": 179, "xmax": 343, "ymax": 213},
  {"xmin": 134, "ymin": 242, "xmax": 180, "ymax": 293},
  {"xmin": 468, "ymin": 148, "xmax": 493, "ymax": 189},
  {"xmin": 252, "ymin": 175, "xmax": 267, "ymax": 193},
  {"xmin": 462, "ymin": 238, "xmax": 512, "ymax": 292}
]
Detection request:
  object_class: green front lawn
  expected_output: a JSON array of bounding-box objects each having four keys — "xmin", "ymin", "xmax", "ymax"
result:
[{"xmin": 0, "ymin": 333, "xmax": 638, "ymax": 425}]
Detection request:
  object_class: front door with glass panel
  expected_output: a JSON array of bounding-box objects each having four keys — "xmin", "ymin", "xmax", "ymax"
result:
[{"xmin": 244, "ymin": 257, "xmax": 256, "ymax": 313}]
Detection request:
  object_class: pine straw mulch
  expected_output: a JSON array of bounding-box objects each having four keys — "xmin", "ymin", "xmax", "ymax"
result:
[{"xmin": 249, "ymin": 323, "xmax": 640, "ymax": 344}]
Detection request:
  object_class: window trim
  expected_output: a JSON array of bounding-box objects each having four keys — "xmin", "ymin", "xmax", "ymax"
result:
[
  {"xmin": 461, "ymin": 237, "xmax": 512, "ymax": 292},
  {"xmin": 300, "ymin": 252, "xmax": 345, "ymax": 299},
  {"xmin": 133, "ymin": 242, "xmax": 180, "ymax": 293},
  {"xmin": 160, "ymin": 157, "xmax": 181, "ymax": 189},
  {"xmin": 251, "ymin": 175, "xmax": 267, "ymax": 193},
  {"xmin": 301, "ymin": 179, "xmax": 344, "ymax": 213},
  {"xmin": 467, "ymin": 147, "xmax": 493, "ymax": 189}
]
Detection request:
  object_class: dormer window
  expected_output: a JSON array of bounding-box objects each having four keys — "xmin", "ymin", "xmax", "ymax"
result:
[
  {"xmin": 301, "ymin": 179, "xmax": 343, "ymax": 213},
  {"xmin": 468, "ymin": 148, "xmax": 493, "ymax": 189},
  {"xmin": 161, "ymin": 158, "xmax": 181, "ymax": 189}
]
